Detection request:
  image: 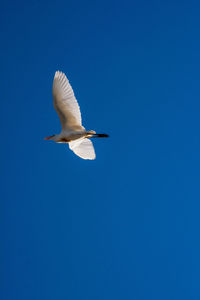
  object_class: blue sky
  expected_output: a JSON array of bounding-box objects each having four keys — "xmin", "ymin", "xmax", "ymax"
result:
[{"xmin": 1, "ymin": 0, "xmax": 200, "ymax": 299}]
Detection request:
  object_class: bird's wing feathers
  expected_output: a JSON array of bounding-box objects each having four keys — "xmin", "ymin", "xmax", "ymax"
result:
[
  {"xmin": 69, "ymin": 139, "xmax": 96, "ymax": 160},
  {"xmin": 53, "ymin": 71, "xmax": 83, "ymax": 130}
]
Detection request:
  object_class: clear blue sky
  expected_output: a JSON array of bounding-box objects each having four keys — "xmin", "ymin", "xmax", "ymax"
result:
[{"xmin": 1, "ymin": 0, "xmax": 200, "ymax": 299}]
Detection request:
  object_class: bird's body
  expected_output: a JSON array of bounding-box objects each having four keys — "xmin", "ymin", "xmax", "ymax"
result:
[
  {"xmin": 45, "ymin": 129, "xmax": 97, "ymax": 143},
  {"xmin": 45, "ymin": 71, "xmax": 108, "ymax": 159}
]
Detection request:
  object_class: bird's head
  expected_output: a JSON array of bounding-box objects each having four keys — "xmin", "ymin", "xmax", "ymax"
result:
[{"xmin": 44, "ymin": 135, "xmax": 56, "ymax": 140}]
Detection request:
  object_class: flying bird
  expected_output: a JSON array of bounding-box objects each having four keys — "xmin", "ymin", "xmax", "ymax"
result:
[{"xmin": 44, "ymin": 71, "xmax": 109, "ymax": 160}]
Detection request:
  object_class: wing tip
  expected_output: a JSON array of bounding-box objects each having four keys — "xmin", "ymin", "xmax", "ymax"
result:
[
  {"xmin": 54, "ymin": 70, "xmax": 62, "ymax": 78},
  {"xmin": 89, "ymin": 156, "xmax": 96, "ymax": 160},
  {"xmin": 80, "ymin": 154, "xmax": 96, "ymax": 160},
  {"xmin": 54, "ymin": 71, "xmax": 70, "ymax": 84},
  {"xmin": 85, "ymin": 152, "xmax": 96, "ymax": 160}
]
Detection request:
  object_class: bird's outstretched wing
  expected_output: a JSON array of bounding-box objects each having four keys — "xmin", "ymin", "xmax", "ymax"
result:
[
  {"xmin": 53, "ymin": 71, "xmax": 83, "ymax": 131},
  {"xmin": 69, "ymin": 138, "xmax": 96, "ymax": 160}
]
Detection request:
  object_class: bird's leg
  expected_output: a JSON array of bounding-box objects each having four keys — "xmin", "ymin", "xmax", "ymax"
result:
[
  {"xmin": 90, "ymin": 133, "xmax": 109, "ymax": 138},
  {"xmin": 86, "ymin": 130, "xmax": 109, "ymax": 138}
]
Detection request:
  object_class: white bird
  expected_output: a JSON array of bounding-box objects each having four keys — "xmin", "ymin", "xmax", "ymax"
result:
[{"xmin": 44, "ymin": 71, "xmax": 109, "ymax": 160}]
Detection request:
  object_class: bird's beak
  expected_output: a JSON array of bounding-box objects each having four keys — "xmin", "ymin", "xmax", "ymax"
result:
[{"xmin": 44, "ymin": 135, "xmax": 54, "ymax": 140}]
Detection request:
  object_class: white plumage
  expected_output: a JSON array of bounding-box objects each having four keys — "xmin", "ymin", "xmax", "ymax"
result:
[
  {"xmin": 45, "ymin": 71, "xmax": 108, "ymax": 160},
  {"xmin": 69, "ymin": 138, "xmax": 96, "ymax": 160},
  {"xmin": 53, "ymin": 71, "xmax": 83, "ymax": 131}
]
